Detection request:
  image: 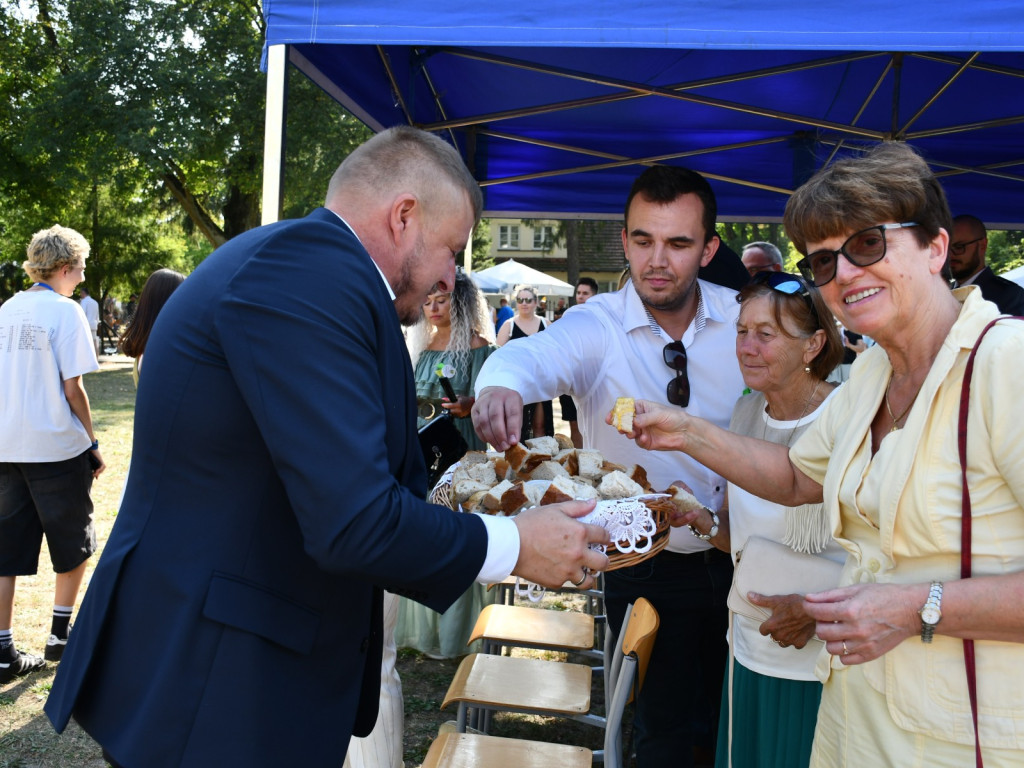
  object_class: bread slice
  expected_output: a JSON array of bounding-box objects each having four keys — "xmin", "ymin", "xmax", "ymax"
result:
[
  {"xmin": 578, "ymin": 450, "xmax": 604, "ymax": 479},
  {"xmin": 554, "ymin": 448, "xmax": 580, "ymax": 476},
  {"xmin": 525, "ymin": 436, "xmax": 560, "ymax": 455},
  {"xmin": 625, "ymin": 464, "xmax": 652, "ymax": 492},
  {"xmin": 482, "ymin": 479, "xmax": 515, "ymax": 511},
  {"xmin": 452, "ymin": 461, "xmax": 497, "ymax": 488},
  {"xmin": 598, "ymin": 470, "xmax": 645, "ymax": 499},
  {"xmin": 453, "ymin": 478, "xmax": 492, "ymax": 505},
  {"xmin": 461, "ymin": 490, "xmax": 488, "ymax": 513},
  {"xmin": 554, "ymin": 433, "xmax": 574, "ymax": 450},
  {"xmin": 460, "ymin": 450, "xmax": 490, "ymax": 467},
  {"xmin": 530, "ymin": 460, "xmax": 570, "ymax": 481},
  {"xmin": 519, "ymin": 449, "xmax": 553, "ymax": 476},
  {"xmin": 505, "ymin": 444, "xmax": 529, "ymax": 473},
  {"xmin": 666, "ymin": 484, "xmax": 705, "ymax": 514},
  {"xmin": 570, "ymin": 479, "xmax": 600, "ymax": 501},
  {"xmin": 612, "ymin": 397, "xmax": 635, "ymax": 433},
  {"xmin": 499, "ymin": 482, "xmax": 529, "ymax": 515},
  {"xmin": 540, "ymin": 477, "xmax": 574, "ymax": 506}
]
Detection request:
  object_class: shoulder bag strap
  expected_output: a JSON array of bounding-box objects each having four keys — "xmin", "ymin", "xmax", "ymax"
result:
[{"xmin": 957, "ymin": 315, "xmax": 1024, "ymax": 767}]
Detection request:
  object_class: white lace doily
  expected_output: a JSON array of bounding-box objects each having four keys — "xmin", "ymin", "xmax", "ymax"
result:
[{"xmin": 579, "ymin": 495, "xmax": 668, "ymax": 555}]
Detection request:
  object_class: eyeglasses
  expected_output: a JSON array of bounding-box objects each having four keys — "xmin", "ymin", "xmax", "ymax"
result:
[
  {"xmin": 797, "ymin": 222, "xmax": 918, "ymax": 287},
  {"xmin": 749, "ymin": 270, "xmax": 821, "ymax": 326},
  {"xmin": 516, "ymin": 296, "xmax": 535, "ymax": 304},
  {"xmin": 950, "ymin": 237, "xmax": 984, "ymax": 256},
  {"xmin": 663, "ymin": 341, "xmax": 690, "ymax": 407}
]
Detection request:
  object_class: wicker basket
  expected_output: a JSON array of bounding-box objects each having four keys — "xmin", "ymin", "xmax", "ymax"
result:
[{"xmin": 429, "ymin": 468, "xmax": 673, "ymax": 572}]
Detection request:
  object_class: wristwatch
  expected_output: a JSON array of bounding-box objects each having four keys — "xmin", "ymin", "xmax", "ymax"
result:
[{"xmin": 919, "ymin": 581, "xmax": 943, "ymax": 643}]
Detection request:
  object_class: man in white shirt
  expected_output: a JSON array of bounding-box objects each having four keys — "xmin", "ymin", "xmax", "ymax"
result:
[
  {"xmin": 473, "ymin": 165, "xmax": 746, "ymax": 768},
  {"xmin": 78, "ymin": 287, "xmax": 100, "ymax": 357}
]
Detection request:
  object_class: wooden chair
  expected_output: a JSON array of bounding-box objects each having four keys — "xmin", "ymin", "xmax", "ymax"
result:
[
  {"xmin": 435, "ymin": 598, "xmax": 659, "ymax": 767},
  {"xmin": 468, "ymin": 603, "xmax": 595, "ymax": 656}
]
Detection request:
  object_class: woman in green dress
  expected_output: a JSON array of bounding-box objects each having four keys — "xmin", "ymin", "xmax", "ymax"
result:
[{"xmin": 396, "ymin": 269, "xmax": 498, "ymax": 657}]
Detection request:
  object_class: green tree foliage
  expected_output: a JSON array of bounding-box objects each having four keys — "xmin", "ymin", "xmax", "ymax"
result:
[
  {"xmin": 987, "ymin": 230, "xmax": 1024, "ymax": 275},
  {"xmin": 0, "ymin": 0, "xmax": 371, "ymax": 302}
]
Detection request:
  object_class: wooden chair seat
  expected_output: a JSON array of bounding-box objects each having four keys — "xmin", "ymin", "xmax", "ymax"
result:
[
  {"xmin": 422, "ymin": 732, "xmax": 592, "ymax": 768},
  {"xmin": 469, "ymin": 603, "xmax": 595, "ymax": 654},
  {"xmin": 442, "ymin": 653, "xmax": 591, "ymax": 718}
]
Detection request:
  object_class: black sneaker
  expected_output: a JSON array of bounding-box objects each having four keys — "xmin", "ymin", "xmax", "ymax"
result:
[
  {"xmin": 0, "ymin": 649, "xmax": 46, "ymax": 684},
  {"xmin": 44, "ymin": 630, "xmax": 69, "ymax": 662}
]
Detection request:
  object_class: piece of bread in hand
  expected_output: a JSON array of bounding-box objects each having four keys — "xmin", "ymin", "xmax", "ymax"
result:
[
  {"xmin": 612, "ymin": 397, "xmax": 635, "ymax": 433},
  {"xmin": 598, "ymin": 470, "xmax": 645, "ymax": 499},
  {"xmin": 665, "ymin": 484, "xmax": 706, "ymax": 515},
  {"xmin": 505, "ymin": 444, "xmax": 529, "ymax": 473}
]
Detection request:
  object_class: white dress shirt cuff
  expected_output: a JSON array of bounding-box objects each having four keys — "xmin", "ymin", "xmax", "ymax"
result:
[{"xmin": 474, "ymin": 513, "xmax": 520, "ymax": 584}]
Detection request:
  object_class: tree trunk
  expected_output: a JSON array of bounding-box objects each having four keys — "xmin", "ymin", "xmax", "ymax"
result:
[{"xmin": 161, "ymin": 167, "xmax": 227, "ymax": 249}]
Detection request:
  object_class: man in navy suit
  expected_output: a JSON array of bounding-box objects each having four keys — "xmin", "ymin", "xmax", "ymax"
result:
[
  {"xmin": 950, "ymin": 214, "xmax": 1024, "ymax": 315},
  {"xmin": 45, "ymin": 126, "xmax": 609, "ymax": 767}
]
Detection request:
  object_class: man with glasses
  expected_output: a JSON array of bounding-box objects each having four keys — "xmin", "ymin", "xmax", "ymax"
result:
[
  {"xmin": 741, "ymin": 240, "xmax": 784, "ymax": 278},
  {"xmin": 473, "ymin": 165, "xmax": 745, "ymax": 768},
  {"xmin": 948, "ymin": 214, "xmax": 1024, "ymax": 315}
]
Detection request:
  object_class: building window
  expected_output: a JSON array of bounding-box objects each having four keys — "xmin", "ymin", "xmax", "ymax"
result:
[
  {"xmin": 533, "ymin": 226, "xmax": 554, "ymax": 249},
  {"xmin": 499, "ymin": 225, "xmax": 520, "ymax": 249}
]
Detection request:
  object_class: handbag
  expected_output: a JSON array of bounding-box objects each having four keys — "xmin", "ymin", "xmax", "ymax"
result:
[
  {"xmin": 418, "ymin": 413, "xmax": 468, "ymax": 491},
  {"xmin": 726, "ymin": 535, "xmax": 842, "ymax": 624}
]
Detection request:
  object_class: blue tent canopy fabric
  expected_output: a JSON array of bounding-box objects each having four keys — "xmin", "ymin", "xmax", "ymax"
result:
[{"xmin": 263, "ymin": 2, "xmax": 1024, "ymax": 225}]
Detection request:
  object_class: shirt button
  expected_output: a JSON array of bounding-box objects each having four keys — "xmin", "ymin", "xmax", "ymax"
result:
[{"xmin": 867, "ymin": 558, "xmax": 881, "ymax": 573}]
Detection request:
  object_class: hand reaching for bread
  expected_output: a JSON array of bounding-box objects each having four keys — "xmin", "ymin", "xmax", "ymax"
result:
[{"xmin": 472, "ymin": 386, "xmax": 524, "ymax": 450}]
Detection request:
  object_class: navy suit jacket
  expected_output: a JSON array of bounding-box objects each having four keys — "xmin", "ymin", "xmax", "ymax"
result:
[
  {"xmin": 972, "ymin": 266, "xmax": 1024, "ymax": 316},
  {"xmin": 45, "ymin": 208, "xmax": 488, "ymax": 766}
]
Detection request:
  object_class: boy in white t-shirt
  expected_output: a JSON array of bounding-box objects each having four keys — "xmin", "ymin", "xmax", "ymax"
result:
[{"xmin": 0, "ymin": 225, "xmax": 105, "ymax": 683}]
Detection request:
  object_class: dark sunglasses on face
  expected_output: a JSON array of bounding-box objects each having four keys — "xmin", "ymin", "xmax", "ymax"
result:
[
  {"xmin": 950, "ymin": 237, "xmax": 984, "ymax": 256},
  {"xmin": 748, "ymin": 270, "xmax": 821, "ymax": 326},
  {"xmin": 797, "ymin": 222, "xmax": 918, "ymax": 287},
  {"xmin": 663, "ymin": 340, "xmax": 690, "ymax": 407},
  {"xmin": 516, "ymin": 296, "xmax": 535, "ymax": 304}
]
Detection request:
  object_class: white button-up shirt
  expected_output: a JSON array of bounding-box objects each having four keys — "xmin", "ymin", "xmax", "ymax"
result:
[{"xmin": 476, "ymin": 279, "xmax": 746, "ymax": 553}]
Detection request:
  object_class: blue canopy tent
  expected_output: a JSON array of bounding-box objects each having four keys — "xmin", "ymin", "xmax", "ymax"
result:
[{"xmin": 261, "ymin": 1, "xmax": 1024, "ymax": 226}]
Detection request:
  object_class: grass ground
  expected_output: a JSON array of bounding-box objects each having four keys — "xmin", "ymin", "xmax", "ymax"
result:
[{"xmin": 0, "ymin": 361, "xmax": 611, "ymax": 767}]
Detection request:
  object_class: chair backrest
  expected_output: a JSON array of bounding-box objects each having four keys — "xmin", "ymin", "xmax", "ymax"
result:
[
  {"xmin": 620, "ymin": 597, "xmax": 659, "ymax": 692},
  {"xmin": 603, "ymin": 598, "xmax": 660, "ymax": 768}
]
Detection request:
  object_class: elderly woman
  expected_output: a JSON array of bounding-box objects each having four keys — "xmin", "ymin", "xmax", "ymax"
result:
[
  {"xmin": 0, "ymin": 226, "xmax": 104, "ymax": 682},
  {"xmin": 693, "ymin": 270, "xmax": 845, "ymax": 768},
  {"xmin": 620, "ymin": 143, "xmax": 1024, "ymax": 766}
]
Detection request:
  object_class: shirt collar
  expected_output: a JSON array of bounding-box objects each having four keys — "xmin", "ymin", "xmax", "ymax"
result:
[
  {"xmin": 328, "ymin": 209, "xmax": 395, "ymax": 301},
  {"xmin": 621, "ymin": 280, "xmax": 713, "ymax": 342}
]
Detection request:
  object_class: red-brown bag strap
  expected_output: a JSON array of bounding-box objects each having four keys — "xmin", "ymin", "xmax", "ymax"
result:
[{"xmin": 957, "ymin": 316, "xmax": 1024, "ymax": 767}]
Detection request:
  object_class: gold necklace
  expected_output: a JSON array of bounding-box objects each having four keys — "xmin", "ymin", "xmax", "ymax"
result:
[
  {"xmin": 884, "ymin": 381, "xmax": 917, "ymax": 432},
  {"xmin": 763, "ymin": 379, "xmax": 822, "ymax": 447}
]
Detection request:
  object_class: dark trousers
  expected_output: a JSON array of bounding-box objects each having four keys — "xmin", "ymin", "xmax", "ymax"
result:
[{"xmin": 605, "ymin": 547, "xmax": 733, "ymax": 768}]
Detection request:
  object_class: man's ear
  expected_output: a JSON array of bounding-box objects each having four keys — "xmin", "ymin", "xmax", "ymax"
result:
[
  {"xmin": 387, "ymin": 193, "xmax": 420, "ymax": 244},
  {"xmin": 700, "ymin": 235, "xmax": 720, "ymax": 268}
]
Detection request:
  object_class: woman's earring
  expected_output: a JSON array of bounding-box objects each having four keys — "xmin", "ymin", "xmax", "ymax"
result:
[{"xmin": 804, "ymin": 366, "xmax": 811, "ymax": 373}]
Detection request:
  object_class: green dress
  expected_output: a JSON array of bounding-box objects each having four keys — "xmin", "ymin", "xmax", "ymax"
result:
[{"xmin": 397, "ymin": 344, "xmax": 498, "ymax": 657}]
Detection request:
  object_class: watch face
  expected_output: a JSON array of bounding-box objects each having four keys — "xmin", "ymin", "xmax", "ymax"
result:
[{"xmin": 921, "ymin": 606, "xmax": 941, "ymax": 625}]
